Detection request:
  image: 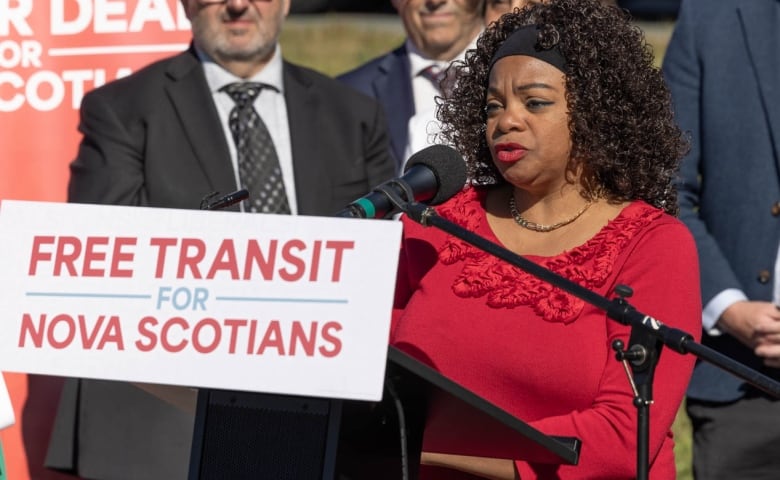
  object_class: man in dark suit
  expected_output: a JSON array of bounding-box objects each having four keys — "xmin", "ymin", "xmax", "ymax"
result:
[
  {"xmin": 44, "ymin": 0, "xmax": 395, "ymax": 478},
  {"xmin": 339, "ymin": 0, "xmax": 484, "ymax": 170},
  {"xmin": 663, "ymin": 0, "xmax": 780, "ymax": 478}
]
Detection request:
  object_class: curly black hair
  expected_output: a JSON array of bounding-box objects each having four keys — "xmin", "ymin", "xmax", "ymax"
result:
[{"xmin": 436, "ymin": 0, "xmax": 687, "ymax": 215}]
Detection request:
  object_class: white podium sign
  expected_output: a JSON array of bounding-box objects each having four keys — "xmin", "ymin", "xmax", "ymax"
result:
[{"xmin": 0, "ymin": 200, "xmax": 402, "ymax": 402}]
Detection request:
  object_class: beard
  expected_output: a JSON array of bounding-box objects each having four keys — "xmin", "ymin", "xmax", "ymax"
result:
[{"xmin": 190, "ymin": 14, "xmax": 281, "ymax": 66}]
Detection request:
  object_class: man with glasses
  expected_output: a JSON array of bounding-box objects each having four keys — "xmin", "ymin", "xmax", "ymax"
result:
[{"xmin": 44, "ymin": 1, "xmax": 394, "ymax": 479}]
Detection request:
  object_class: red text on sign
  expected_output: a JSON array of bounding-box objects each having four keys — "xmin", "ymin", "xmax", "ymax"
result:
[{"xmin": 28, "ymin": 235, "xmax": 137, "ymax": 277}]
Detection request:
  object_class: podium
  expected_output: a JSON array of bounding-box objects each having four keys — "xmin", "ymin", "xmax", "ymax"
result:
[
  {"xmin": 188, "ymin": 389, "xmax": 342, "ymax": 479},
  {"xmin": 187, "ymin": 346, "xmax": 580, "ymax": 480},
  {"xmin": 0, "ymin": 201, "xmax": 582, "ymax": 478}
]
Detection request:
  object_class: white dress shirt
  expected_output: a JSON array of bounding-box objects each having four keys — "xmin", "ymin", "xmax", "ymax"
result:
[
  {"xmin": 199, "ymin": 45, "xmax": 298, "ymax": 214},
  {"xmin": 401, "ymin": 36, "xmax": 480, "ymax": 167}
]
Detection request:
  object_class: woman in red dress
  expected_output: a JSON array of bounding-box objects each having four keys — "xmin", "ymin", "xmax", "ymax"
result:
[{"xmin": 391, "ymin": 0, "xmax": 700, "ymax": 478}]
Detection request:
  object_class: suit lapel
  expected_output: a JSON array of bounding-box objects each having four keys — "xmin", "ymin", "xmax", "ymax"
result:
[
  {"xmin": 164, "ymin": 48, "xmax": 237, "ymax": 195},
  {"xmin": 374, "ymin": 46, "xmax": 414, "ymax": 164},
  {"xmin": 738, "ymin": 0, "xmax": 780, "ymax": 165},
  {"xmin": 284, "ymin": 63, "xmax": 328, "ymax": 215}
]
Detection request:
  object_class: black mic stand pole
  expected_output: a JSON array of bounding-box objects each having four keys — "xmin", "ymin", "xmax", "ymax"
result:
[
  {"xmin": 398, "ymin": 200, "xmax": 780, "ymax": 480},
  {"xmin": 610, "ymin": 284, "xmax": 663, "ymax": 480}
]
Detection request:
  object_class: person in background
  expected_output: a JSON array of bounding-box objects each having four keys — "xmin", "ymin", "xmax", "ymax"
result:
[
  {"xmin": 484, "ymin": 0, "xmax": 616, "ymax": 25},
  {"xmin": 339, "ymin": 0, "xmax": 484, "ymax": 170},
  {"xmin": 44, "ymin": 0, "xmax": 395, "ymax": 479},
  {"xmin": 484, "ymin": 0, "xmax": 533, "ymax": 24},
  {"xmin": 392, "ymin": 0, "xmax": 700, "ymax": 478},
  {"xmin": 663, "ymin": 0, "xmax": 780, "ymax": 478}
]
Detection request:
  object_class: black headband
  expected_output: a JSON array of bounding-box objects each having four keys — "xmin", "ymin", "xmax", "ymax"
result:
[{"xmin": 489, "ymin": 25, "xmax": 567, "ymax": 73}]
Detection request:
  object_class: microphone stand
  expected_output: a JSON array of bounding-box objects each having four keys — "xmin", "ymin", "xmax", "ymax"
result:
[
  {"xmin": 610, "ymin": 284, "xmax": 662, "ymax": 480},
  {"xmin": 398, "ymin": 200, "xmax": 780, "ymax": 480}
]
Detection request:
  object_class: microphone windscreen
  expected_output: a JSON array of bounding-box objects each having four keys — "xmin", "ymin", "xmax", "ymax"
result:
[{"xmin": 404, "ymin": 145, "xmax": 467, "ymax": 205}]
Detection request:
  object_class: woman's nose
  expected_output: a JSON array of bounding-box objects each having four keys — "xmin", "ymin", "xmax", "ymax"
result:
[{"xmin": 495, "ymin": 104, "xmax": 527, "ymax": 133}]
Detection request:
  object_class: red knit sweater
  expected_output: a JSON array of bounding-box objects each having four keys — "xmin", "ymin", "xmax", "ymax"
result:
[{"xmin": 392, "ymin": 187, "xmax": 701, "ymax": 479}]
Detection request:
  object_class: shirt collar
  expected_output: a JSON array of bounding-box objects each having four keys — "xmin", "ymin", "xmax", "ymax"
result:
[
  {"xmin": 198, "ymin": 44, "xmax": 285, "ymax": 94},
  {"xmin": 405, "ymin": 33, "xmax": 481, "ymax": 77}
]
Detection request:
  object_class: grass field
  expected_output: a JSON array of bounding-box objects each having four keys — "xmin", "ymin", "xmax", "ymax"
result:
[
  {"xmin": 281, "ymin": 13, "xmax": 406, "ymax": 76},
  {"xmin": 673, "ymin": 400, "xmax": 693, "ymax": 479},
  {"xmin": 281, "ymin": 14, "xmax": 692, "ymax": 479},
  {"xmin": 280, "ymin": 14, "xmax": 676, "ymax": 74}
]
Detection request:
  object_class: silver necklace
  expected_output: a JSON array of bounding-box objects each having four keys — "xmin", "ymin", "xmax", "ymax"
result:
[{"xmin": 508, "ymin": 195, "xmax": 592, "ymax": 233}]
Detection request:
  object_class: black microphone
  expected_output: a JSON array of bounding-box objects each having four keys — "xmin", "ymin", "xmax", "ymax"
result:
[
  {"xmin": 200, "ymin": 189, "xmax": 250, "ymax": 211},
  {"xmin": 336, "ymin": 144, "xmax": 467, "ymax": 219}
]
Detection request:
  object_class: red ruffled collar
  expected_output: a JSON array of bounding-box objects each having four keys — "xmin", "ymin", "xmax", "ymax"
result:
[{"xmin": 436, "ymin": 188, "xmax": 664, "ymax": 323}]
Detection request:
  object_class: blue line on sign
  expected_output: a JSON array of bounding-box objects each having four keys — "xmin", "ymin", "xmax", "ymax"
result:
[
  {"xmin": 26, "ymin": 292, "xmax": 152, "ymax": 299},
  {"xmin": 215, "ymin": 296, "xmax": 348, "ymax": 304}
]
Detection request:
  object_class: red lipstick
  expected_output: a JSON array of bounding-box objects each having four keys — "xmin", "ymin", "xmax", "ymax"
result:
[{"xmin": 494, "ymin": 142, "xmax": 527, "ymax": 163}]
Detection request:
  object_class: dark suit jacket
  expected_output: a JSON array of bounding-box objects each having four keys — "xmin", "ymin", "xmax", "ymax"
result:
[
  {"xmin": 46, "ymin": 47, "xmax": 395, "ymax": 480},
  {"xmin": 67, "ymin": 47, "xmax": 395, "ymax": 214},
  {"xmin": 663, "ymin": 0, "xmax": 780, "ymax": 402},
  {"xmin": 338, "ymin": 45, "xmax": 415, "ymax": 169}
]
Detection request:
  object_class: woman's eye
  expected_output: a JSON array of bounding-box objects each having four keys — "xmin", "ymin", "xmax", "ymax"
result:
[
  {"xmin": 484, "ymin": 102, "xmax": 503, "ymax": 115},
  {"xmin": 526, "ymin": 99, "xmax": 553, "ymax": 111}
]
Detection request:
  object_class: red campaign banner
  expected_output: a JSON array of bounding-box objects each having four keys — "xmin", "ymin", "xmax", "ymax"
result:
[
  {"xmin": 0, "ymin": 0, "xmax": 191, "ymax": 201},
  {"xmin": 0, "ymin": 1, "xmax": 192, "ymax": 478}
]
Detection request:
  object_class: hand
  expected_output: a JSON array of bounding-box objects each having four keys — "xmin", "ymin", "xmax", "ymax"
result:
[
  {"xmin": 421, "ymin": 451, "xmax": 519, "ymax": 480},
  {"xmin": 754, "ymin": 310, "xmax": 780, "ymax": 368},
  {"xmin": 718, "ymin": 301, "xmax": 780, "ymax": 367}
]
